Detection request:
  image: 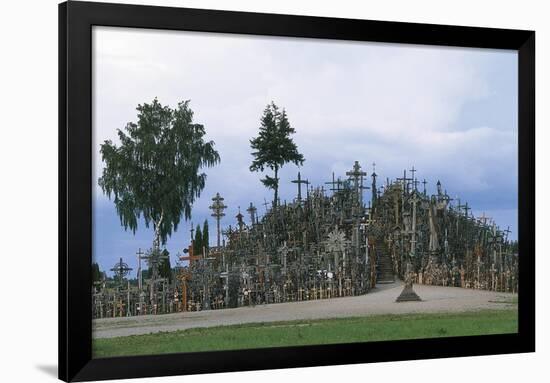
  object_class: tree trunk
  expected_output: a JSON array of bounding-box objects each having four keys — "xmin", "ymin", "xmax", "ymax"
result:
[{"xmin": 273, "ymin": 166, "xmax": 279, "ymax": 208}]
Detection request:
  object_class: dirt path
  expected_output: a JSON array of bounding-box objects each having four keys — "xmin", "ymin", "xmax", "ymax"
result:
[{"xmin": 92, "ymin": 282, "xmax": 517, "ymax": 339}]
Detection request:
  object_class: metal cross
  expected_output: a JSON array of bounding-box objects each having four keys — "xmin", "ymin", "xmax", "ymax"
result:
[{"xmin": 110, "ymin": 257, "xmax": 132, "ymax": 285}]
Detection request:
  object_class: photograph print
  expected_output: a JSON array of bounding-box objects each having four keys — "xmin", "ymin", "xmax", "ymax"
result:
[{"xmin": 90, "ymin": 26, "xmax": 519, "ymax": 358}]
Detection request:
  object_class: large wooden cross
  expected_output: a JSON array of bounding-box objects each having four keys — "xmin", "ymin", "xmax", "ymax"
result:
[
  {"xmin": 291, "ymin": 171, "xmax": 309, "ymax": 202},
  {"xmin": 346, "ymin": 161, "xmax": 369, "ymax": 206}
]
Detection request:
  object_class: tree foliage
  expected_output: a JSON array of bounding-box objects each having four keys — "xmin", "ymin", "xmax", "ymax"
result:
[
  {"xmin": 202, "ymin": 219, "xmax": 209, "ymax": 252},
  {"xmin": 193, "ymin": 224, "xmax": 203, "ymax": 257},
  {"xmin": 250, "ymin": 102, "xmax": 304, "ymax": 207},
  {"xmin": 92, "ymin": 262, "xmax": 102, "ymax": 283},
  {"xmin": 98, "ymin": 98, "xmax": 220, "ymax": 245}
]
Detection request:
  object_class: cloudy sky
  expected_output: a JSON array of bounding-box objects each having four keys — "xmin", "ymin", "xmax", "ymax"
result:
[{"xmin": 92, "ymin": 26, "xmax": 518, "ymax": 275}]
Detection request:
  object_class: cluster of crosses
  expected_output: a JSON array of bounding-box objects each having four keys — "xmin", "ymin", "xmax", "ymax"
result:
[{"xmin": 92, "ymin": 161, "xmax": 518, "ymax": 318}]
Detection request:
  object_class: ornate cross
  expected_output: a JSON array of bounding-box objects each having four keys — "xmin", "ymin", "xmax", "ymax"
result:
[
  {"xmin": 346, "ymin": 161, "xmax": 369, "ymax": 205},
  {"xmin": 110, "ymin": 257, "xmax": 132, "ymax": 285},
  {"xmin": 209, "ymin": 192, "xmax": 227, "ymax": 248}
]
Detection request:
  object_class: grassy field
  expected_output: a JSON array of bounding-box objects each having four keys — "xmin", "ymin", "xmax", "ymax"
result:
[{"xmin": 93, "ymin": 308, "xmax": 517, "ymax": 358}]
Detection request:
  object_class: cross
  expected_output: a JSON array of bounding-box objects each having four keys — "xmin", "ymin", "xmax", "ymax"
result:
[
  {"xmin": 209, "ymin": 192, "xmax": 227, "ymax": 248},
  {"xmin": 463, "ymin": 202, "xmax": 471, "ymax": 217},
  {"xmin": 262, "ymin": 198, "xmax": 270, "ymax": 212},
  {"xmin": 346, "ymin": 161, "xmax": 368, "ymax": 204},
  {"xmin": 443, "ymin": 190, "xmax": 453, "ymax": 203},
  {"xmin": 110, "ymin": 257, "xmax": 132, "ymax": 285},
  {"xmin": 455, "ymin": 197, "xmax": 463, "ymax": 213},
  {"xmin": 222, "ymin": 225, "xmax": 234, "ymax": 239},
  {"xmin": 371, "ymin": 163, "xmax": 378, "ymax": 204},
  {"xmin": 236, "ymin": 206, "xmax": 245, "ymax": 231},
  {"xmin": 422, "ymin": 179, "xmax": 427, "ymax": 194},
  {"xmin": 503, "ymin": 226, "xmax": 512, "ymax": 241},
  {"xmin": 291, "ymin": 171, "xmax": 309, "ymax": 202},
  {"xmin": 396, "ymin": 169, "xmax": 413, "ymax": 193},
  {"xmin": 409, "ymin": 166, "xmax": 417, "ymax": 181},
  {"xmin": 325, "ymin": 172, "xmax": 344, "ymax": 193},
  {"xmin": 246, "ymin": 202, "xmax": 257, "ymax": 225},
  {"xmin": 136, "ymin": 248, "xmax": 145, "ymax": 290}
]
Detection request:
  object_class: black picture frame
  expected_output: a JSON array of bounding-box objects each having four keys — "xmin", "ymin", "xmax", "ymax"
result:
[{"xmin": 59, "ymin": 1, "xmax": 535, "ymax": 381}]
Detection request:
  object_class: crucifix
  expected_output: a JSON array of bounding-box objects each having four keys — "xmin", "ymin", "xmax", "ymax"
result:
[
  {"xmin": 346, "ymin": 161, "xmax": 369, "ymax": 207},
  {"xmin": 291, "ymin": 171, "xmax": 309, "ymax": 202},
  {"xmin": 209, "ymin": 192, "xmax": 227, "ymax": 248},
  {"xmin": 422, "ymin": 179, "xmax": 427, "ymax": 195}
]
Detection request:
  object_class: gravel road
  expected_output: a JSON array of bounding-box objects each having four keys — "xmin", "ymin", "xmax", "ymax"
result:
[{"xmin": 92, "ymin": 282, "xmax": 517, "ymax": 339}]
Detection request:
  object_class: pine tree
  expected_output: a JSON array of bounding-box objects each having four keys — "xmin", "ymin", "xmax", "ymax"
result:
[
  {"xmin": 250, "ymin": 102, "xmax": 305, "ymax": 207},
  {"xmin": 202, "ymin": 219, "xmax": 209, "ymax": 253},
  {"xmin": 91, "ymin": 262, "xmax": 102, "ymax": 283},
  {"xmin": 193, "ymin": 224, "xmax": 203, "ymax": 257}
]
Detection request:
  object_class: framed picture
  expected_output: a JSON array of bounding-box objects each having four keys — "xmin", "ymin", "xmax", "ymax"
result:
[{"xmin": 59, "ymin": 1, "xmax": 535, "ymax": 381}]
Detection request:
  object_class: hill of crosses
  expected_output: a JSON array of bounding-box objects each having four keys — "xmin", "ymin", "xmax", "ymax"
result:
[{"xmin": 93, "ymin": 161, "xmax": 518, "ymax": 318}]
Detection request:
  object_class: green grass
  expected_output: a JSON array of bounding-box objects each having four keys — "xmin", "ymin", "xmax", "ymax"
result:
[{"xmin": 93, "ymin": 309, "xmax": 518, "ymax": 358}]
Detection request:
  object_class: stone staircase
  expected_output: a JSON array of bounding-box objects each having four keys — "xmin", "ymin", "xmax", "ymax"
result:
[{"xmin": 376, "ymin": 248, "xmax": 395, "ymax": 284}]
